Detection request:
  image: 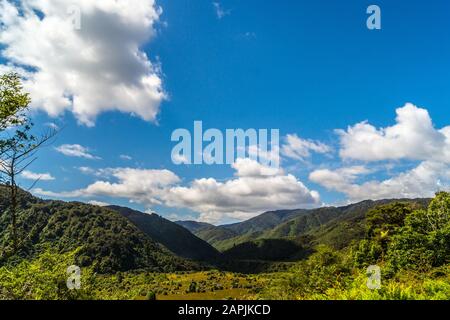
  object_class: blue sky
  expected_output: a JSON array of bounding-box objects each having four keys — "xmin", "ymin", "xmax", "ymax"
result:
[{"xmin": 1, "ymin": 0, "xmax": 450, "ymax": 224}]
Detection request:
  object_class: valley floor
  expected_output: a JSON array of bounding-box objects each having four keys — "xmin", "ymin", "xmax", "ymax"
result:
[{"xmin": 1, "ymin": 249, "xmax": 448, "ymax": 300}]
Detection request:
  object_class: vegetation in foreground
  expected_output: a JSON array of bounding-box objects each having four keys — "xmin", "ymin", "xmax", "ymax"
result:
[{"xmin": 0, "ymin": 192, "xmax": 449, "ymax": 300}]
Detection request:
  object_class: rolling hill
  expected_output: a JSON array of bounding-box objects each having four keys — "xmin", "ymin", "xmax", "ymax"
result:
[
  {"xmin": 107, "ymin": 206, "xmax": 220, "ymax": 261},
  {"xmin": 0, "ymin": 187, "xmax": 198, "ymax": 273},
  {"xmin": 178, "ymin": 198, "xmax": 431, "ymax": 252}
]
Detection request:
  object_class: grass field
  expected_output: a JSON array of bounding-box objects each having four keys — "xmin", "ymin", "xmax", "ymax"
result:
[
  {"xmin": 87, "ymin": 270, "xmax": 271, "ymax": 300},
  {"xmin": 137, "ymin": 272, "xmax": 269, "ymax": 300}
]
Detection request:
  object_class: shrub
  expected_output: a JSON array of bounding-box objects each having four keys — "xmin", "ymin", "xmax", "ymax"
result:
[{"xmin": 145, "ymin": 291, "xmax": 156, "ymax": 300}]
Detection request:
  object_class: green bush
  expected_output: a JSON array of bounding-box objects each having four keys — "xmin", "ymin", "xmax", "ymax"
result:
[{"xmin": 145, "ymin": 291, "xmax": 156, "ymax": 300}]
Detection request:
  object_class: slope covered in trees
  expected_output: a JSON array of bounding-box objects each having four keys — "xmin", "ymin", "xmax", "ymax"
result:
[
  {"xmin": 181, "ymin": 199, "xmax": 430, "ymax": 251},
  {"xmin": 0, "ymin": 187, "xmax": 197, "ymax": 273},
  {"xmin": 222, "ymin": 238, "xmax": 311, "ymax": 261},
  {"xmin": 260, "ymin": 193, "xmax": 450, "ymax": 299},
  {"xmin": 108, "ymin": 206, "xmax": 220, "ymax": 261},
  {"xmin": 1, "ymin": 192, "xmax": 448, "ymax": 300}
]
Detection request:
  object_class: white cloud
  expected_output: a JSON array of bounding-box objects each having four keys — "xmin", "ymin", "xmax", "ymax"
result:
[
  {"xmin": 119, "ymin": 154, "xmax": 132, "ymax": 161},
  {"xmin": 34, "ymin": 167, "xmax": 181, "ymax": 203},
  {"xmin": 309, "ymin": 166, "xmax": 372, "ymax": 192},
  {"xmin": 310, "ymin": 104, "xmax": 450, "ymax": 202},
  {"xmin": 56, "ymin": 144, "xmax": 100, "ymax": 160},
  {"xmin": 281, "ymin": 134, "xmax": 331, "ymax": 161},
  {"xmin": 172, "ymin": 153, "xmax": 189, "ymax": 165},
  {"xmin": 164, "ymin": 159, "xmax": 320, "ymax": 223},
  {"xmin": 33, "ymin": 188, "xmax": 74, "ymax": 198},
  {"xmin": 77, "ymin": 166, "xmax": 96, "ymax": 175},
  {"xmin": 20, "ymin": 170, "xmax": 55, "ymax": 181},
  {"xmin": 33, "ymin": 159, "xmax": 320, "ymax": 224},
  {"xmin": 165, "ymin": 213, "xmax": 199, "ymax": 222},
  {"xmin": 81, "ymin": 168, "xmax": 181, "ymax": 206},
  {"xmin": 0, "ymin": 0, "xmax": 166, "ymax": 126},
  {"xmin": 213, "ymin": 2, "xmax": 230, "ymax": 19},
  {"xmin": 87, "ymin": 200, "xmax": 109, "ymax": 207},
  {"xmin": 337, "ymin": 103, "xmax": 450, "ymax": 163},
  {"xmin": 310, "ymin": 161, "xmax": 450, "ymax": 202},
  {"xmin": 232, "ymin": 157, "xmax": 282, "ymax": 177}
]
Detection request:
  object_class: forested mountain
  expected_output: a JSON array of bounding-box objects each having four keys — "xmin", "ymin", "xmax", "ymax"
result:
[
  {"xmin": 0, "ymin": 184, "xmax": 433, "ymax": 275},
  {"xmin": 179, "ymin": 199, "xmax": 431, "ymax": 251},
  {"xmin": 222, "ymin": 238, "xmax": 311, "ymax": 261},
  {"xmin": 0, "ymin": 187, "xmax": 198, "ymax": 273},
  {"xmin": 107, "ymin": 206, "xmax": 220, "ymax": 261},
  {"xmin": 176, "ymin": 221, "xmax": 215, "ymax": 233}
]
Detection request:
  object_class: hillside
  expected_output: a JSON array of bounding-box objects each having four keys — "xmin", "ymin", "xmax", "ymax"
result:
[
  {"xmin": 0, "ymin": 185, "xmax": 433, "ymax": 275},
  {"xmin": 222, "ymin": 238, "xmax": 311, "ymax": 261},
  {"xmin": 108, "ymin": 206, "xmax": 219, "ymax": 261},
  {"xmin": 176, "ymin": 221, "xmax": 215, "ymax": 233},
  {"xmin": 1, "ymin": 192, "xmax": 448, "ymax": 300},
  {"xmin": 224, "ymin": 209, "xmax": 310, "ymax": 235},
  {"xmin": 0, "ymin": 187, "xmax": 197, "ymax": 273},
  {"xmin": 180, "ymin": 198, "xmax": 431, "ymax": 251}
]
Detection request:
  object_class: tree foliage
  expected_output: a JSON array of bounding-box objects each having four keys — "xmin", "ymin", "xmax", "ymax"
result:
[{"xmin": 0, "ymin": 73, "xmax": 30, "ymax": 131}]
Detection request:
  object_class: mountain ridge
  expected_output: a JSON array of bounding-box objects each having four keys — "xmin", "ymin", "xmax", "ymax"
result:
[
  {"xmin": 177, "ymin": 198, "xmax": 431, "ymax": 251},
  {"xmin": 107, "ymin": 205, "xmax": 220, "ymax": 261},
  {"xmin": 0, "ymin": 187, "xmax": 200, "ymax": 273}
]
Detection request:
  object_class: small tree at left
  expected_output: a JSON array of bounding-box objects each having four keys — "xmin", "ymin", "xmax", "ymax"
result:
[{"xmin": 0, "ymin": 72, "xmax": 56, "ymax": 254}]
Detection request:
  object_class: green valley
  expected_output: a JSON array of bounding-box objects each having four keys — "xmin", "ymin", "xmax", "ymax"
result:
[{"xmin": 0, "ymin": 186, "xmax": 449, "ymax": 300}]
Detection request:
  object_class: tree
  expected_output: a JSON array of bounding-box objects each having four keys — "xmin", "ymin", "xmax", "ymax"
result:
[
  {"xmin": 286, "ymin": 245, "xmax": 351, "ymax": 298},
  {"xmin": 0, "ymin": 72, "xmax": 56, "ymax": 253},
  {"xmin": 354, "ymin": 202, "xmax": 426, "ymax": 268},
  {"xmin": 386, "ymin": 193, "xmax": 450, "ymax": 272},
  {"xmin": 426, "ymin": 192, "xmax": 450, "ymax": 232},
  {"xmin": 0, "ymin": 73, "xmax": 30, "ymax": 131},
  {"xmin": 0, "ymin": 126, "xmax": 55, "ymax": 251},
  {"xmin": 366, "ymin": 202, "xmax": 415, "ymax": 238}
]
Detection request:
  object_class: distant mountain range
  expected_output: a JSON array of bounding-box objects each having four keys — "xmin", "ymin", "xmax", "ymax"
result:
[
  {"xmin": 0, "ymin": 185, "xmax": 430, "ymax": 274},
  {"xmin": 177, "ymin": 198, "xmax": 430, "ymax": 252}
]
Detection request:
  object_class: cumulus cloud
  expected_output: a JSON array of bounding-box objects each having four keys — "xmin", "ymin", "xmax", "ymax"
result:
[
  {"xmin": 20, "ymin": 170, "xmax": 55, "ymax": 181},
  {"xmin": 310, "ymin": 104, "xmax": 450, "ymax": 202},
  {"xmin": 164, "ymin": 159, "xmax": 319, "ymax": 223},
  {"xmin": 56, "ymin": 144, "xmax": 100, "ymax": 159},
  {"xmin": 35, "ymin": 167, "xmax": 181, "ymax": 203},
  {"xmin": 232, "ymin": 157, "xmax": 282, "ymax": 177},
  {"xmin": 310, "ymin": 161, "xmax": 450, "ymax": 202},
  {"xmin": 309, "ymin": 166, "xmax": 372, "ymax": 192},
  {"xmin": 281, "ymin": 134, "xmax": 331, "ymax": 161},
  {"xmin": 33, "ymin": 159, "xmax": 320, "ymax": 224},
  {"xmin": 0, "ymin": 0, "xmax": 166, "ymax": 126},
  {"xmin": 337, "ymin": 103, "xmax": 450, "ymax": 163}
]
